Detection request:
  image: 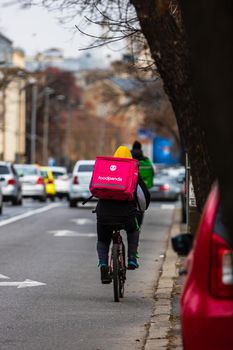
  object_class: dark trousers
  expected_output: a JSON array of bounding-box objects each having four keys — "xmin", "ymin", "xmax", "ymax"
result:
[{"xmin": 96, "ymin": 217, "xmax": 140, "ymax": 262}]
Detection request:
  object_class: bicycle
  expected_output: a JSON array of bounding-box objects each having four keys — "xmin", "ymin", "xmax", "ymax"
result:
[
  {"xmin": 108, "ymin": 223, "xmax": 127, "ymax": 302},
  {"xmin": 86, "ymin": 205, "xmax": 127, "ymax": 302}
]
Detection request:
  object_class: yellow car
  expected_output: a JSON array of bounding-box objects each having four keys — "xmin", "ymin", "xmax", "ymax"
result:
[{"xmin": 40, "ymin": 166, "xmax": 56, "ymax": 201}]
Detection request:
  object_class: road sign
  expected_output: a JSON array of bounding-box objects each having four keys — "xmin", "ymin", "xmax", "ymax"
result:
[
  {"xmin": 189, "ymin": 178, "xmax": 197, "ymax": 207},
  {"xmin": 48, "ymin": 157, "xmax": 56, "ymax": 166},
  {"xmin": 137, "ymin": 128, "xmax": 154, "ymax": 139}
]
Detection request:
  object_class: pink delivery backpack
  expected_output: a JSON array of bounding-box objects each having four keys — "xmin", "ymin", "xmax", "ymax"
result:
[{"xmin": 89, "ymin": 156, "xmax": 139, "ymax": 201}]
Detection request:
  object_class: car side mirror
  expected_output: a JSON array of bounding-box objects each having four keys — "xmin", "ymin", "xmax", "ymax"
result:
[{"xmin": 171, "ymin": 233, "xmax": 193, "ymax": 256}]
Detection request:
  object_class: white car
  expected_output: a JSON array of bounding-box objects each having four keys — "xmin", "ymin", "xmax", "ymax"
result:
[
  {"xmin": 14, "ymin": 164, "xmax": 47, "ymax": 202},
  {"xmin": 0, "ymin": 161, "xmax": 22, "ymax": 205},
  {"xmin": 69, "ymin": 160, "xmax": 95, "ymax": 207},
  {"xmin": 0, "ymin": 183, "xmax": 3, "ymax": 214},
  {"xmin": 49, "ymin": 166, "xmax": 69, "ymax": 199},
  {"xmin": 161, "ymin": 165, "xmax": 185, "ymax": 180},
  {"xmin": 149, "ymin": 174, "xmax": 181, "ymax": 201}
]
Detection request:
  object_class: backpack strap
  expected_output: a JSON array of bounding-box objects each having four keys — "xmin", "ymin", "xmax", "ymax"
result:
[{"xmin": 82, "ymin": 195, "xmax": 93, "ymax": 205}]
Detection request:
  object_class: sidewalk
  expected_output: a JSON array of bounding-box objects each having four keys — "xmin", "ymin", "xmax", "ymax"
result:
[{"xmin": 143, "ymin": 208, "xmax": 184, "ymax": 350}]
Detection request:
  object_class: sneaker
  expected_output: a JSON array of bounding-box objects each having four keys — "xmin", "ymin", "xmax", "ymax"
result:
[
  {"xmin": 127, "ymin": 257, "xmax": 139, "ymax": 270},
  {"xmin": 100, "ymin": 265, "xmax": 112, "ymax": 284}
]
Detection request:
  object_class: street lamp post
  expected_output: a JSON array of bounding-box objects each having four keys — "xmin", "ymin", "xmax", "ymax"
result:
[
  {"xmin": 42, "ymin": 87, "xmax": 54, "ymax": 165},
  {"xmin": 55, "ymin": 94, "xmax": 65, "ymax": 165},
  {"xmin": 29, "ymin": 78, "xmax": 38, "ymax": 164},
  {"xmin": 65, "ymin": 100, "xmax": 75, "ymax": 169},
  {"xmin": 15, "ymin": 84, "xmax": 23, "ymax": 163},
  {"xmin": 0, "ymin": 70, "xmax": 6, "ymax": 160},
  {"xmin": 16, "ymin": 75, "xmax": 26, "ymax": 163}
]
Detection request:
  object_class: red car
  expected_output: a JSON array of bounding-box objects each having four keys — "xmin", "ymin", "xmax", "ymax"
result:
[{"xmin": 180, "ymin": 183, "xmax": 233, "ymax": 349}]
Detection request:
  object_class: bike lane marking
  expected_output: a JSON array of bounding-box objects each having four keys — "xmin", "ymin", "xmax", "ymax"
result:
[
  {"xmin": 0, "ymin": 279, "xmax": 46, "ymax": 288},
  {"xmin": 48, "ymin": 230, "xmax": 96, "ymax": 237},
  {"xmin": 0, "ymin": 203, "xmax": 61, "ymax": 228},
  {"xmin": 161, "ymin": 204, "xmax": 175, "ymax": 209},
  {"xmin": 71, "ymin": 218, "xmax": 95, "ymax": 225},
  {"xmin": 0, "ymin": 273, "xmax": 46, "ymax": 288}
]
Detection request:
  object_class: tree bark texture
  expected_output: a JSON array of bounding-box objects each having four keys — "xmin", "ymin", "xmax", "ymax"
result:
[
  {"xmin": 131, "ymin": 0, "xmax": 215, "ymax": 211},
  {"xmin": 180, "ymin": 0, "xmax": 233, "ymax": 243}
]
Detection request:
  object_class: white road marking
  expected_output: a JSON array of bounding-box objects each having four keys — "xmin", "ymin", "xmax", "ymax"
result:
[
  {"xmin": 161, "ymin": 204, "xmax": 175, "ymax": 210},
  {"xmin": 71, "ymin": 218, "xmax": 95, "ymax": 225},
  {"xmin": 0, "ymin": 203, "xmax": 61, "ymax": 228},
  {"xmin": 48, "ymin": 230, "xmax": 96, "ymax": 237},
  {"xmin": 0, "ymin": 279, "xmax": 46, "ymax": 288},
  {"xmin": 0, "ymin": 274, "xmax": 10, "ymax": 279}
]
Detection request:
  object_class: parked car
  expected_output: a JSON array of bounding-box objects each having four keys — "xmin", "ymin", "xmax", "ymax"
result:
[
  {"xmin": 161, "ymin": 165, "xmax": 185, "ymax": 181},
  {"xmin": 14, "ymin": 164, "xmax": 46, "ymax": 202},
  {"xmin": 172, "ymin": 183, "xmax": 233, "ymax": 349},
  {"xmin": 69, "ymin": 160, "xmax": 95, "ymax": 207},
  {"xmin": 49, "ymin": 166, "xmax": 69, "ymax": 199},
  {"xmin": 0, "ymin": 183, "xmax": 3, "ymax": 214},
  {"xmin": 40, "ymin": 166, "xmax": 56, "ymax": 201},
  {"xmin": 149, "ymin": 174, "xmax": 181, "ymax": 201},
  {"xmin": 0, "ymin": 161, "xmax": 22, "ymax": 205}
]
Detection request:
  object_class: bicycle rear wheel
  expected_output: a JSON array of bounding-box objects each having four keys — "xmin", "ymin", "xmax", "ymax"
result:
[
  {"xmin": 112, "ymin": 243, "xmax": 120, "ymax": 302},
  {"xmin": 119, "ymin": 242, "xmax": 126, "ymax": 298}
]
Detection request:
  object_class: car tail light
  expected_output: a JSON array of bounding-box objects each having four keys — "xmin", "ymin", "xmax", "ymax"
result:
[
  {"xmin": 210, "ymin": 233, "xmax": 233, "ymax": 298},
  {"xmin": 37, "ymin": 177, "xmax": 44, "ymax": 185},
  {"xmin": 73, "ymin": 175, "xmax": 79, "ymax": 185},
  {"xmin": 160, "ymin": 184, "xmax": 170, "ymax": 191},
  {"xmin": 8, "ymin": 178, "xmax": 16, "ymax": 185}
]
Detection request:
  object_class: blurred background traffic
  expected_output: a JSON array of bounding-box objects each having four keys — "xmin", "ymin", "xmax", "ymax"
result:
[
  {"xmin": 0, "ymin": 158, "xmax": 185, "ymax": 215},
  {"xmin": 0, "ymin": 4, "xmax": 187, "ymax": 217}
]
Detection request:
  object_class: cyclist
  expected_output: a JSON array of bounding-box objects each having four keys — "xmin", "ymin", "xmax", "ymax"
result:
[{"xmin": 95, "ymin": 145, "xmax": 150, "ymax": 284}]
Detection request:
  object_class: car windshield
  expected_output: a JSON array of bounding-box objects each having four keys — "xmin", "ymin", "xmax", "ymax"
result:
[
  {"xmin": 40, "ymin": 170, "xmax": 48, "ymax": 178},
  {"xmin": 0, "ymin": 165, "xmax": 10, "ymax": 174},
  {"xmin": 16, "ymin": 166, "xmax": 39, "ymax": 176},
  {"xmin": 52, "ymin": 171, "xmax": 66, "ymax": 179},
  {"xmin": 154, "ymin": 176, "xmax": 177, "ymax": 184},
  {"xmin": 78, "ymin": 164, "xmax": 94, "ymax": 172}
]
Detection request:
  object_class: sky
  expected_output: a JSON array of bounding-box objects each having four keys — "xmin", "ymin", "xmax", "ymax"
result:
[{"xmin": 0, "ymin": 2, "xmax": 124, "ymax": 66}]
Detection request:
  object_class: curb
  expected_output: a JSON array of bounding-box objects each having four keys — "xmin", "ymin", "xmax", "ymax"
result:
[{"xmin": 144, "ymin": 208, "xmax": 183, "ymax": 350}]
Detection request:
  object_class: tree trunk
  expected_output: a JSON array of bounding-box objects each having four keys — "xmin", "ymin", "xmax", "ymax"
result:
[
  {"xmin": 131, "ymin": 0, "xmax": 215, "ymax": 210},
  {"xmin": 180, "ymin": 1, "xmax": 233, "ymax": 243}
]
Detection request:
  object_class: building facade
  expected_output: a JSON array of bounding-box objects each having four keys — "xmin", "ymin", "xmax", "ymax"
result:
[{"xmin": 0, "ymin": 33, "xmax": 26, "ymax": 162}]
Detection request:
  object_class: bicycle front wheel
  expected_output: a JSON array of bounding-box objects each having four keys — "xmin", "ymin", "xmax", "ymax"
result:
[{"xmin": 112, "ymin": 243, "xmax": 120, "ymax": 302}]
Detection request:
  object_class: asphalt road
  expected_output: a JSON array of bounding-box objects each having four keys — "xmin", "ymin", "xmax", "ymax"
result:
[{"xmin": 0, "ymin": 199, "xmax": 176, "ymax": 350}]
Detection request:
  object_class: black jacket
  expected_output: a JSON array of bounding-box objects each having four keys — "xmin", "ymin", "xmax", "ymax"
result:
[{"xmin": 96, "ymin": 176, "xmax": 150, "ymax": 220}]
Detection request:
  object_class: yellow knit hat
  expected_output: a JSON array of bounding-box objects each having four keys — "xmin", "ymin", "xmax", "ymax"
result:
[{"xmin": 113, "ymin": 146, "xmax": 132, "ymax": 159}]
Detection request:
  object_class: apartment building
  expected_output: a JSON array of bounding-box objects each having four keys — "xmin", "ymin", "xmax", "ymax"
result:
[{"xmin": 0, "ymin": 33, "xmax": 26, "ymax": 162}]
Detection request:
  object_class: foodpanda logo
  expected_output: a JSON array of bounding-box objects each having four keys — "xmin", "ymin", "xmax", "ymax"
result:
[{"xmin": 110, "ymin": 165, "xmax": 117, "ymax": 171}]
